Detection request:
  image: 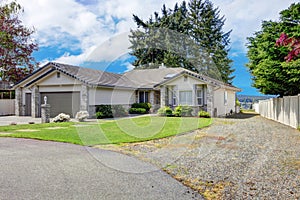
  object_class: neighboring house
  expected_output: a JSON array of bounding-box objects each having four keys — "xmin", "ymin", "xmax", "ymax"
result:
[
  {"xmin": 13, "ymin": 62, "xmax": 241, "ymax": 118},
  {"xmin": 0, "ymin": 81, "xmax": 15, "ymax": 116}
]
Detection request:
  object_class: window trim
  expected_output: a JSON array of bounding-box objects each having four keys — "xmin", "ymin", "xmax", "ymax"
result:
[
  {"xmin": 139, "ymin": 91, "xmax": 149, "ymax": 103},
  {"xmin": 172, "ymin": 89, "xmax": 177, "ymax": 106},
  {"xmin": 224, "ymin": 91, "xmax": 228, "ymax": 106},
  {"xmin": 196, "ymin": 87, "xmax": 203, "ymax": 106},
  {"xmin": 179, "ymin": 90, "xmax": 193, "ymax": 106}
]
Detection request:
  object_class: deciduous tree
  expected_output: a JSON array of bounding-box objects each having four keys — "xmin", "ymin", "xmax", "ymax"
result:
[
  {"xmin": 0, "ymin": 1, "xmax": 38, "ymax": 83},
  {"xmin": 246, "ymin": 3, "xmax": 300, "ymax": 96}
]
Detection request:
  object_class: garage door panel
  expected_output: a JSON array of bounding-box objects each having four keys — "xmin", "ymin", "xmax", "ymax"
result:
[{"xmin": 40, "ymin": 92, "xmax": 80, "ymax": 118}]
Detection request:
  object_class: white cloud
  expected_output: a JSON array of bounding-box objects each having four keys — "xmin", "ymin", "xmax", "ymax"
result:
[
  {"xmin": 13, "ymin": 0, "xmax": 299, "ymax": 65},
  {"xmin": 124, "ymin": 62, "xmax": 135, "ymax": 72},
  {"xmin": 213, "ymin": 0, "xmax": 298, "ymax": 50},
  {"xmin": 86, "ymin": 32, "xmax": 131, "ymax": 62}
]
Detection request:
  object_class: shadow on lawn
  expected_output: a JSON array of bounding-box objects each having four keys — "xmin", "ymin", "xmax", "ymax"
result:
[{"xmin": 225, "ymin": 112, "xmax": 259, "ymax": 119}]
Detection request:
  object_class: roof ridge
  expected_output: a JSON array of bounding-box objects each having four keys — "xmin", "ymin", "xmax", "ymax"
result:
[{"xmin": 50, "ymin": 62, "xmax": 121, "ymax": 75}]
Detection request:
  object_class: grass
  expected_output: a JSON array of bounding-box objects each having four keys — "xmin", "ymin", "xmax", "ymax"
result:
[{"xmin": 0, "ymin": 116, "xmax": 212, "ymax": 146}]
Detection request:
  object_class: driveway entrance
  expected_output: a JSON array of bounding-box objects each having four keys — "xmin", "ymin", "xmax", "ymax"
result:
[{"xmin": 0, "ymin": 138, "xmax": 200, "ymax": 199}]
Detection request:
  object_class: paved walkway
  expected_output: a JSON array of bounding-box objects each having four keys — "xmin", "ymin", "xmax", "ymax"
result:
[{"xmin": 0, "ymin": 138, "xmax": 200, "ymax": 199}]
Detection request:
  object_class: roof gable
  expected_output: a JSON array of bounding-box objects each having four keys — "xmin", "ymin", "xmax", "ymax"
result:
[
  {"xmin": 35, "ymin": 70, "xmax": 79, "ymax": 86},
  {"xmin": 13, "ymin": 62, "xmax": 132, "ymax": 89}
]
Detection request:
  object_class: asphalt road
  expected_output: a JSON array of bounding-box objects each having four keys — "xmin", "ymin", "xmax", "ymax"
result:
[{"xmin": 0, "ymin": 138, "xmax": 201, "ymax": 200}]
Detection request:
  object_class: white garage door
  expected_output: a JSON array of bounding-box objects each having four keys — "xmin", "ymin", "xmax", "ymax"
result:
[{"xmin": 40, "ymin": 92, "xmax": 80, "ymax": 118}]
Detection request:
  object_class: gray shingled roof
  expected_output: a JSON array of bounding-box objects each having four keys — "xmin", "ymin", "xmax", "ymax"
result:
[
  {"xmin": 122, "ymin": 67, "xmax": 241, "ymax": 91},
  {"xmin": 122, "ymin": 68, "xmax": 186, "ymax": 89},
  {"xmin": 14, "ymin": 62, "xmax": 240, "ymax": 91},
  {"xmin": 50, "ymin": 62, "xmax": 130, "ymax": 88}
]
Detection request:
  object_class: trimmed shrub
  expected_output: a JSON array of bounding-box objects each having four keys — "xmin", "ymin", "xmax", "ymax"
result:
[
  {"xmin": 95, "ymin": 112, "xmax": 104, "ymax": 119},
  {"xmin": 131, "ymin": 103, "xmax": 151, "ymax": 112},
  {"xmin": 181, "ymin": 106, "xmax": 193, "ymax": 117},
  {"xmin": 95, "ymin": 105, "xmax": 127, "ymax": 118},
  {"xmin": 129, "ymin": 108, "xmax": 147, "ymax": 114},
  {"xmin": 53, "ymin": 113, "xmax": 70, "ymax": 122},
  {"xmin": 157, "ymin": 106, "xmax": 173, "ymax": 116},
  {"xmin": 198, "ymin": 110, "xmax": 211, "ymax": 118},
  {"xmin": 95, "ymin": 105, "xmax": 113, "ymax": 118},
  {"xmin": 173, "ymin": 105, "xmax": 182, "ymax": 117},
  {"xmin": 173, "ymin": 105, "xmax": 193, "ymax": 117}
]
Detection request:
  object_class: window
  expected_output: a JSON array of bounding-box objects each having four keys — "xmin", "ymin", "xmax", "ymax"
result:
[
  {"xmin": 196, "ymin": 88, "xmax": 203, "ymax": 106},
  {"xmin": 172, "ymin": 90, "xmax": 177, "ymax": 106},
  {"xmin": 57, "ymin": 72, "xmax": 60, "ymax": 78},
  {"xmin": 224, "ymin": 91, "xmax": 228, "ymax": 105},
  {"xmin": 139, "ymin": 91, "xmax": 149, "ymax": 103},
  {"xmin": 179, "ymin": 91, "xmax": 192, "ymax": 105}
]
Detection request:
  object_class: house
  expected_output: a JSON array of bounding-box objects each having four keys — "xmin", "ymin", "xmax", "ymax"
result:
[{"xmin": 13, "ymin": 62, "xmax": 241, "ymax": 118}]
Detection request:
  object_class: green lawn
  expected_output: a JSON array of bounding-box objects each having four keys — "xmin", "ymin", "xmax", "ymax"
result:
[{"xmin": 0, "ymin": 116, "xmax": 212, "ymax": 146}]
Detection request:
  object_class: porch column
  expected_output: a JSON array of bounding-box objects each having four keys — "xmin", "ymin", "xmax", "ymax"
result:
[
  {"xmin": 80, "ymin": 85, "xmax": 89, "ymax": 111},
  {"xmin": 160, "ymin": 86, "xmax": 166, "ymax": 107},
  {"xmin": 15, "ymin": 88, "xmax": 23, "ymax": 116},
  {"xmin": 149, "ymin": 91, "xmax": 155, "ymax": 105},
  {"xmin": 31, "ymin": 85, "xmax": 40, "ymax": 118},
  {"xmin": 207, "ymin": 85, "xmax": 214, "ymax": 117},
  {"xmin": 192, "ymin": 84, "xmax": 197, "ymax": 106}
]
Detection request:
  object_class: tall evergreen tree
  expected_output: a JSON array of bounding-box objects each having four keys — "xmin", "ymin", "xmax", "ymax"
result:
[
  {"xmin": 188, "ymin": 0, "xmax": 234, "ymax": 83},
  {"xmin": 129, "ymin": 0, "xmax": 234, "ymax": 83}
]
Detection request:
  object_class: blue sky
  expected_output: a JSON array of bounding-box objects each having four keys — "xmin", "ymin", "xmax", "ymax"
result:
[{"xmin": 14, "ymin": 0, "xmax": 298, "ymax": 96}]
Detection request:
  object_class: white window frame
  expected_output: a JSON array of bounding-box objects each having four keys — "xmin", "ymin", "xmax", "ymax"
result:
[
  {"xmin": 172, "ymin": 90, "xmax": 177, "ymax": 106},
  {"xmin": 224, "ymin": 91, "xmax": 228, "ymax": 105},
  {"xmin": 139, "ymin": 91, "xmax": 149, "ymax": 103},
  {"xmin": 196, "ymin": 87, "xmax": 203, "ymax": 106},
  {"xmin": 179, "ymin": 91, "xmax": 192, "ymax": 105}
]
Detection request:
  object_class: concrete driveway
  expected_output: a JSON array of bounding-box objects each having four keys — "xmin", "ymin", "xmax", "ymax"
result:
[{"xmin": 0, "ymin": 138, "xmax": 201, "ymax": 200}]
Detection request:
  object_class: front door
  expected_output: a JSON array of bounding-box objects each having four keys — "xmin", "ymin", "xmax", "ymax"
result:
[
  {"xmin": 25, "ymin": 93, "xmax": 32, "ymax": 116},
  {"xmin": 139, "ymin": 91, "xmax": 149, "ymax": 103}
]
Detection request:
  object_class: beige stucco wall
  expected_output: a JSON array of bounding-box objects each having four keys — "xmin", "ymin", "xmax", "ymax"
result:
[
  {"xmin": 38, "ymin": 85, "xmax": 82, "ymax": 93},
  {"xmin": 20, "ymin": 72, "xmax": 82, "ymax": 105},
  {"xmin": 165, "ymin": 75, "xmax": 205, "ymax": 90},
  {"xmin": 89, "ymin": 87, "xmax": 135, "ymax": 105},
  {"xmin": 37, "ymin": 72, "xmax": 79, "ymax": 86},
  {"xmin": 227, "ymin": 90, "xmax": 236, "ymax": 113},
  {"xmin": 164, "ymin": 75, "xmax": 206, "ymax": 106},
  {"xmin": 213, "ymin": 88, "xmax": 236, "ymax": 116}
]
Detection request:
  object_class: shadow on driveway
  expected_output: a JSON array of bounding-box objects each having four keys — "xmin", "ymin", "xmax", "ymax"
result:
[{"xmin": 225, "ymin": 112, "xmax": 259, "ymax": 119}]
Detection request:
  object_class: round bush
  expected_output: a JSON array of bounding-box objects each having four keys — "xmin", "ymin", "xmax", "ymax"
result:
[
  {"xmin": 157, "ymin": 106, "xmax": 173, "ymax": 116},
  {"xmin": 129, "ymin": 108, "xmax": 147, "ymax": 114},
  {"xmin": 198, "ymin": 110, "xmax": 211, "ymax": 118}
]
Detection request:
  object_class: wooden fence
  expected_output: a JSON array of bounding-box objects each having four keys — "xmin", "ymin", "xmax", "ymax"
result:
[
  {"xmin": 258, "ymin": 95, "xmax": 300, "ymax": 128},
  {"xmin": 0, "ymin": 99, "xmax": 15, "ymax": 116}
]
